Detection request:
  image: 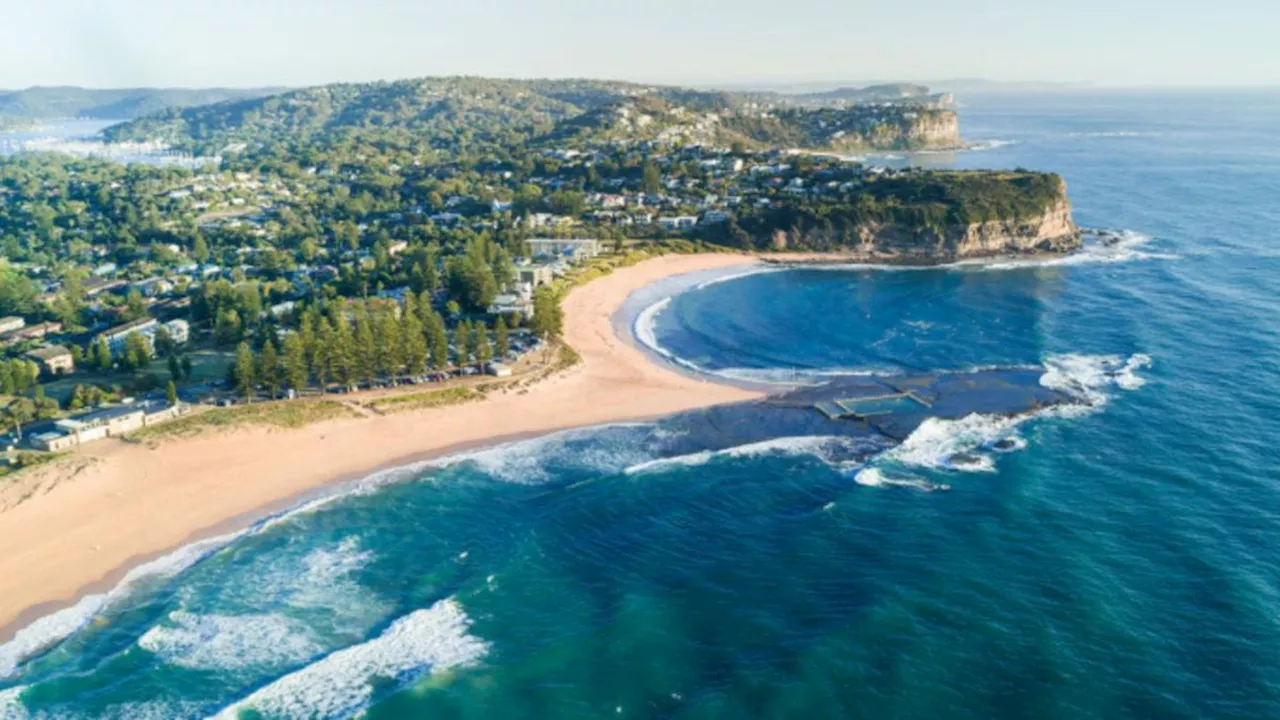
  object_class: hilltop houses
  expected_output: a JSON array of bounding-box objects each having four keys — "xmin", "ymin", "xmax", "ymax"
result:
[{"xmin": 526, "ymin": 238, "xmax": 600, "ymax": 260}]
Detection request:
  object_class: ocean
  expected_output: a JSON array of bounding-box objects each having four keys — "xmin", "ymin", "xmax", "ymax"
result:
[{"xmin": 4, "ymin": 90, "xmax": 1280, "ymax": 719}]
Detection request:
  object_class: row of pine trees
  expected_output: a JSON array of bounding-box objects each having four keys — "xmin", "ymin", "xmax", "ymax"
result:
[{"xmin": 229, "ymin": 287, "xmax": 559, "ymax": 400}]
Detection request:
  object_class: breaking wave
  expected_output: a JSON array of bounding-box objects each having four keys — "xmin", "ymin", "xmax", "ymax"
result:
[
  {"xmin": 138, "ymin": 612, "xmax": 322, "ymax": 673},
  {"xmin": 852, "ymin": 353, "xmax": 1152, "ymax": 488},
  {"xmin": 211, "ymin": 598, "xmax": 488, "ymax": 719},
  {"xmin": 626, "ymin": 435, "xmax": 887, "ymax": 475},
  {"xmin": 438, "ymin": 423, "xmax": 656, "ymax": 484},
  {"xmin": 0, "ymin": 532, "xmax": 238, "ymax": 679}
]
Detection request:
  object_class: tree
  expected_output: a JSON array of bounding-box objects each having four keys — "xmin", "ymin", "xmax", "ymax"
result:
[
  {"xmin": 214, "ymin": 308, "xmax": 243, "ymax": 345},
  {"xmin": 234, "ymin": 342, "xmax": 256, "ymax": 400},
  {"xmin": 495, "ymin": 316, "xmax": 510, "ymax": 359},
  {"xmin": 373, "ymin": 308, "xmax": 401, "ymax": 379},
  {"xmin": 90, "ymin": 335, "xmax": 112, "ymax": 368},
  {"xmin": 168, "ymin": 354, "xmax": 181, "ymax": 382},
  {"xmin": 474, "ymin": 321, "xmax": 492, "ymax": 366},
  {"xmin": 193, "ymin": 234, "xmax": 210, "ymax": 264},
  {"xmin": 3, "ymin": 398, "xmax": 36, "ymax": 441},
  {"xmin": 427, "ymin": 311, "xmax": 449, "ymax": 370},
  {"xmin": 401, "ymin": 310, "xmax": 429, "ymax": 377},
  {"xmin": 154, "ymin": 325, "xmax": 175, "ymax": 358},
  {"xmin": 259, "ymin": 340, "xmax": 281, "ymax": 398},
  {"xmin": 354, "ymin": 310, "xmax": 376, "ymax": 384},
  {"xmin": 454, "ymin": 320, "xmax": 472, "ymax": 366},
  {"xmin": 122, "ymin": 331, "xmax": 152, "ymax": 370},
  {"xmin": 181, "ymin": 355, "xmax": 193, "ymax": 381},
  {"xmin": 165, "ymin": 380, "xmax": 178, "ymax": 405},
  {"xmin": 123, "ymin": 290, "xmax": 149, "ymax": 322},
  {"xmin": 282, "ymin": 333, "xmax": 308, "ymax": 393},
  {"xmin": 642, "ymin": 160, "xmax": 662, "ymax": 194},
  {"xmin": 531, "ymin": 286, "xmax": 563, "ymax": 339},
  {"xmin": 331, "ymin": 313, "xmax": 356, "ymax": 389}
]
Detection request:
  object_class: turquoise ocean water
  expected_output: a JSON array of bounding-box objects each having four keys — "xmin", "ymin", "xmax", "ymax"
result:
[{"xmin": 3, "ymin": 92, "xmax": 1280, "ymax": 719}]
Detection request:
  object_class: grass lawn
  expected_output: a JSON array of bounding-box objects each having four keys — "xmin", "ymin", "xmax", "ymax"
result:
[
  {"xmin": 365, "ymin": 386, "xmax": 484, "ymax": 414},
  {"xmin": 41, "ymin": 348, "xmax": 234, "ymax": 404},
  {"xmin": 128, "ymin": 399, "xmax": 358, "ymax": 442}
]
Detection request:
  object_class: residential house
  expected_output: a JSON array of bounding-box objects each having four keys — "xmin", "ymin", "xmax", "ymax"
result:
[
  {"xmin": 24, "ymin": 345, "xmax": 75, "ymax": 376},
  {"xmin": 99, "ymin": 317, "xmax": 159, "ymax": 354},
  {"xmin": 658, "ymin": 216, "xmax": 699, "ymax": 231},
  {"xmin": 0, "ymin": 316, "xmax": 24, "ymax": 334},
  {"xmin": 526, "ymin": 238, "xmax": 600, "ymax": 260},
  {"xmin": 163, "ymin": 319, "xmax": 191, "ymax": 345},
  {"xmin": 516, "ymin": 265, "xmax": 555, "ymax": 288},
  {"xmin": 0, "ymin": 322, "xmax": 62, "ymax": 348},
  {"xmin": 132, "ymin": 277, "xmax": 174, "ymax": 297},
  {"xmin": 83, "ymin": 278, "xmax": 128, "ymax": 297}
]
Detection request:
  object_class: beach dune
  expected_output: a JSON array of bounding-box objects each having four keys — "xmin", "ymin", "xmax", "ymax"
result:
[{"xmin": 0, "ymin": 253, "xmax": 763, "ymax": 642}]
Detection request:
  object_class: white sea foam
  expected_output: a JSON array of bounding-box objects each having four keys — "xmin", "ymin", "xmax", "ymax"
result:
[
  {"xmin": 139, "ymin": 537, "xmax": 378, "ymax": 673},
  {"xmin": 212, "ymin": 598, "xmax": 488, "ymax": 720},
  {"xmin": 0, "ymin": 422, "xmax": 651, "ymax": 677},
  {"xmin": 633, "ymin": 297, "xmax": 709, "ymax": 376},
  {"xmin": 692, "ymin": 266, "xmax": 781, "ymax": 291},
  {"xmin": 1040, "ymin": 352, "xmax": 1153, "ymax": 407},
  {"xmin": 0, "ymin": 687, "xmax": 202, "ymax": 720},
  {"xmin": 853, "ymin": 353, "xmax": 1151, "ymax": 489},
  {"xmin": 0, "ymin": 532, "xmax": 237, "ymax": 679},
  {"xmin": 853, "ymin": 468, "xmax": 947, "ymax": 491},
  {"xmin": 439, "ymin": 423, "xmax": 655, "ymax": 484},
  {"xmin": 0, "ymin": 686, "xmax": 29, "ymax": 720},
  {"xmin": 139, "ymin": 612, "xmax": 322, "ymax": 672},
  {"xmin": 625, "ymin": 435, "xmax": 880, "ymax": 475}
]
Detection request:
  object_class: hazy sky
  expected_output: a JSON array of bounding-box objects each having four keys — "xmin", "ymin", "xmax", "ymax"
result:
[{"xmin": 2, "ymin": 0, "xmax": 1276, "ymax": 89}]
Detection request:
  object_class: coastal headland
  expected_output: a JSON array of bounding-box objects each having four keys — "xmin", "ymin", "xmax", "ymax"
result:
[{"xmin": 0, "ymin": 253, "xmax": 764, "ymax": 643}]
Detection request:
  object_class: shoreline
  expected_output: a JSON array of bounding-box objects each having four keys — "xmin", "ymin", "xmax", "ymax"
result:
[{"xmin": 0, "ymin": 253, "xmax": 765, "ymax": 648}]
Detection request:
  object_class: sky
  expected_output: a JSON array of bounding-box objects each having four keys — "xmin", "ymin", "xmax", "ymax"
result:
[{"xmin": 1, "ymin": 0, "xmax": 1276, "ymax": 90}]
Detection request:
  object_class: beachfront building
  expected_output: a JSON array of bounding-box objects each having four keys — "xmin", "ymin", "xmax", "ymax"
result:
[
  {"xmin": 526, "ymin": 238, "xmax": 600, "ymax": 260},
  {"xmin": 31, "ymin": 402, "xmax": 186, "ymax": 452},
  {"xmin": 24, "ymin": 345, "xmax": 75, "ymax": 376}
]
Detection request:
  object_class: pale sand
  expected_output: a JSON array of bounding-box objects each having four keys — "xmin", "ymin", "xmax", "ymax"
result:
[{"xmin": 0, "ymin": 253, "xmax": 763, "ymax": 643}]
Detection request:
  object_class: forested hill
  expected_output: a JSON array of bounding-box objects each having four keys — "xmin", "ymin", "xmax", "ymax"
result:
[
  {"xmin": 0, "ymin": 86, "xmax": 283, "ymax": 121},
  {"xmin": 101, "ymin": 77, "xmax": 961, "ymax": 155}
]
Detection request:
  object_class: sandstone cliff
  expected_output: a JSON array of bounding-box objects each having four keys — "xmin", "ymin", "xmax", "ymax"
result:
[{"xmin": 766, "ymin": 197, "xmax": 1081, "ymax": 263}]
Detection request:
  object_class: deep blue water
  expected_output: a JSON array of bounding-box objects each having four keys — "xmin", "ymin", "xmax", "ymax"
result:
[{"xmin": 3, "ymin": 91, "xmax": 1280, "ymax": 719}]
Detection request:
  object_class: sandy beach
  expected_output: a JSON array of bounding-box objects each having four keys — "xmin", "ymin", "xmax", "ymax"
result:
[{"xmin": 0, "ymin": 253, "xmax": 764, "ymax": 643}]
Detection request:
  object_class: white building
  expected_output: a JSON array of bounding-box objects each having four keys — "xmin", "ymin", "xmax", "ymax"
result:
[
  {"xmin": 163, "ymin": 319, "xmax": 190, "ymax": 345},
  {"xmin": 658, "ymin": 216, "xmax": 699, "ymax": 231},
  {"xmin": 526, "ymin": 238, "xmax": 600, "ymax": 260},
  {"xmin": 0, "ymin": 316, "xmax": 25, "ymax": 334},
  {"xmin": 99, "ymin": 318, "xmax": 159, "ymax": 354}
]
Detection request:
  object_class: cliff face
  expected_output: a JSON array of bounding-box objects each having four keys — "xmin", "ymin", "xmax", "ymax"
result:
[
  {"xmin": 826, "ymin": 108, "xmax": 962, "ymax": 151},
  {"xmin": 900, "ymin": 110, "xmax": 961, "ymax": 149},
  {"xmin": 770, "ymin": 198, "xmax": 1081, "ymax": 262}
]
